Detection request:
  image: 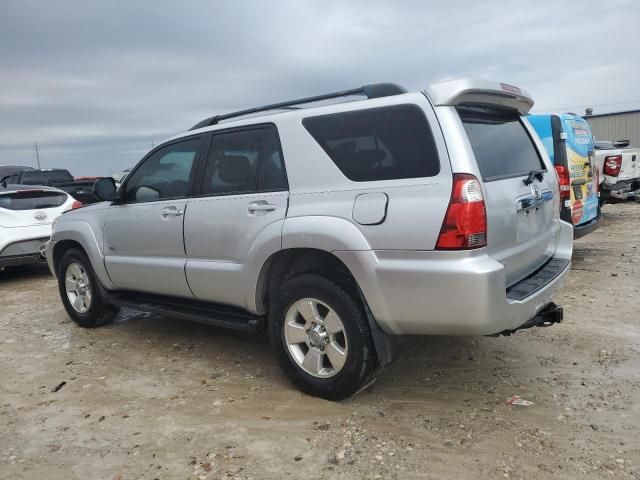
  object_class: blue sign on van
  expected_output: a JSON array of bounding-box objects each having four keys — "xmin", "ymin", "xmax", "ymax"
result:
[{"xmin": 528, "ymin": 113, "xmax": 598, "ymax": 228}]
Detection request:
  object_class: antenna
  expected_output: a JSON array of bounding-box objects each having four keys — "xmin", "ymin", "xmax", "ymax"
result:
[
  {"xmin": 150, "ymin": 138, "xmax": 155, "ymax": 149},
  {"xmin": 33, "ymin": 141, "xmax": 41, "ymax": 169}
]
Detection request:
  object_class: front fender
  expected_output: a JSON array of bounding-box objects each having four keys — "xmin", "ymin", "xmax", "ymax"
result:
[{"xmin": 51, "ymin": 219, "xmax": 115, "ymax": 290}]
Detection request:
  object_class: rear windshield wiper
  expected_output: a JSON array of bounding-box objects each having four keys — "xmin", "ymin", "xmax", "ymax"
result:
[{"xmin": 523, "ymin": 169, "xmax": 545, "ymax": 186}]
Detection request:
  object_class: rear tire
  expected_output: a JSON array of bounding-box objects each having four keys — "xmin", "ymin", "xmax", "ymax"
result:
[
  {"xmin": 56, "ymin": 248, "xmax": 117, "ymax": 328},
  {"xmin": 268, "ymin": 273, "xmax": 379, "ymax": 400}
]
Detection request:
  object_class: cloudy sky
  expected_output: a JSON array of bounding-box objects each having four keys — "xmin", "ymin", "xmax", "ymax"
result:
[{"xmin": 1, "ymin": 0, "xmax": 639, "ymax": 176}]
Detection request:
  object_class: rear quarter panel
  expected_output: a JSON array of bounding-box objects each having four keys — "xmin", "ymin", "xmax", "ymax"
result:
[{"xmin": 279, "ymin": 92, "xmax": 452, "ymax": 251}]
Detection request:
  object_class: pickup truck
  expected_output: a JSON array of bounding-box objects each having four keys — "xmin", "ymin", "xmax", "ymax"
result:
[
  {"xmin": 593, "ymin": 140, "xmax": 640, "ymax": 203},
  {"xmin": 0, "ymin": 165, "xmax": 33, "ymax": 179},
  {"xmin": 0, "ymin": 168, "xmax": 101, "ymax": 205}
]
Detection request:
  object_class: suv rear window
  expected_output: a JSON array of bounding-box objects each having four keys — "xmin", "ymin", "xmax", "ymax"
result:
[
  {"xmin": 0, "ymin": 191, "xmax": 67, "ymax": 210},
  {"xmin": 303, "ymin": 104, "xmax": 440, "ymax": 182},
  {"xmin": 459, "ymin": 107, "xmax": 545, "ymax": 182}
]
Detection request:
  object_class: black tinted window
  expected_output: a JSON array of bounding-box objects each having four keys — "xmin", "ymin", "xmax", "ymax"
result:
[
  {"xmin": 303, "ymin": 105, "xmax": 440, "ymax": 182},
  {"xmin": 257, "ymin": 131, "xmax": 288, "ymax": 191},
  {"xmin": 22, "ymin": 170, "xmax": 72, "ymax": 185},
  {"xmin": 124, "ymin": 138, "xmax": 200, "ymax": 203},
  {"xmin": 459, "ymin": 107, "xmax": 545, "ymax": 181},
  {"xmin": 202, "ymin": 129, "xmax": 266, "ymax": 195},
  {"xmin": 0, "ymin": 191, "xmax": 67, "ymax": 210},
  {"xmin": 201, "ymin": 128, "xmax": 287, "ymax": 195}
]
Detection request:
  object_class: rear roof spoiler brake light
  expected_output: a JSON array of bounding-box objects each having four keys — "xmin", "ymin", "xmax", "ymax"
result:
[{"xmin": 425, "ymin": 79, "xmax": 534, "ymax": 115}]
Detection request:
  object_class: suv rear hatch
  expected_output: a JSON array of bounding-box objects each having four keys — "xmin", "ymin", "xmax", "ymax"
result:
[
  {"xmin": 458, "ymin": 106, "xmax": 559, "ymax": 286},
  {"xmin": 0, "ymin": 189, "xmax": 68, "ymax": 227}
]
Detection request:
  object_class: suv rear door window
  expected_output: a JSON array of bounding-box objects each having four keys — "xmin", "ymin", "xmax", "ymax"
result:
[
  {"xmin": 201, "ymin": 127, "xmax": 287, "ymax": 195},
  {"xmin": 257, "ymin": 130, "xmax": 288, "ymax": 191},
  {"xmin": 303, "ymin": 104, "xmax": 440, "ymax": 182},
  {"xmin": 459, "ymin": 106, "xmax": 545, "ymax": 182},
  {"xmin": 201, "ymin": 129, "xmax": 265, "ymax": 195}
]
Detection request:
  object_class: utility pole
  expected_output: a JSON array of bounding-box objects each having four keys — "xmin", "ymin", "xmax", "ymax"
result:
[{"xmin": 33, "ymin": 141, "xmax": 41, "ymax": 169}]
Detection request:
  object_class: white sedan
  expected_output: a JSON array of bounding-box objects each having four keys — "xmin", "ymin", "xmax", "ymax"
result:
[{"xmin": 0, "ymin": 185, "xmax": 80, "ymax": 269}]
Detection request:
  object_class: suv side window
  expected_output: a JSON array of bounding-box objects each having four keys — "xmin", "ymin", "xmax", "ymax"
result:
[
  {"xmin": 303, "ymin": 104, "xmax": 440, "ymax": 182},
  {"xmin": 123, "ymin": 138, "xmax": 200, "ymax": 203},
  {"xmin": 257, "ymin": 130, "xmax": 288, "ymax": 191},
  {"xmin": 201, "ymin": 128, "xmax": 287, "ymax": 195}
]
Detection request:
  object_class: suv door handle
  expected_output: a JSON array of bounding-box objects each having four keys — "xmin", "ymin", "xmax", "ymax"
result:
[
  {"xmin": 161, "ymin": 206, "xmax": 184, "ymax": 218},
  {"xmin": 247, "ymin": 201, "xmax": 277, "ymax": 214}
]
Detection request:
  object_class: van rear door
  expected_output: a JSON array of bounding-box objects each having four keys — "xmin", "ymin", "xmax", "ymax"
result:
[
  {"xmin": 559, "ymin": 115, "xmax": 598, "ymax": 226},
  {"xmin": 458, "ymin": 106, "xmax": 559, "ymax": 286}
]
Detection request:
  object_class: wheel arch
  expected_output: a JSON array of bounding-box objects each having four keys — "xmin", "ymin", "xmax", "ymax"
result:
[
  {"xmin": 50, "ymin": 222, "xmax": 115, "ymax": 290},
  {"xmin": 255, "ymin": 247, "xmax": 396, "ymax": 366},
  {"xmin": 256, "ymin": 248, "xmax": 358, "ymax": 313},
  {"xmin": 52, "ymin": 239, "xmax": 85, "ymax": 273}
]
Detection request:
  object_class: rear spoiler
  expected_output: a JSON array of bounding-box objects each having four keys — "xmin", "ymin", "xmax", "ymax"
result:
[{"xmin": 425, "ymin": 79, "xmax": 534, "ymax": 115}]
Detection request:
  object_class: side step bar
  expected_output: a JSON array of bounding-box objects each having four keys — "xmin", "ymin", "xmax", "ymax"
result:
[
  {"xmin": 489, "ymin": 303, "xmax": 563, "ymax": 337},
  {"xmin": 108, "ymin": 291, "xmax": 263, "ymax": 333}
]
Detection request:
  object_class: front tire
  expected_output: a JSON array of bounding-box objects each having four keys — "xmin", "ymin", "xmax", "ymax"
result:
[
  {"xmin": 268, "ymin": 273, "xmax": 379, "ymax": 400},
  {"xmin": 56, "ymin": 248, "xmax": 117, "ymax": 328}
]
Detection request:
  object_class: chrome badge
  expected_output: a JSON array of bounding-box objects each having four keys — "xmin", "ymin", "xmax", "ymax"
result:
[{"xmin": 34, "ymin": 210, "xmax": 47, "ymax": 221}]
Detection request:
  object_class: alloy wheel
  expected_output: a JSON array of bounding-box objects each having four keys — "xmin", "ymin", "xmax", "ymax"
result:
[{"xmin": 284, "ymin": 298, "xmax": 348, "ymax": 378}]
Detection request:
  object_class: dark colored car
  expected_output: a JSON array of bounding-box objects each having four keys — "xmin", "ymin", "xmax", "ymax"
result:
[
  {"xmin": 0, "ymin": 165, "xmax": 33, "ymax": 180},
  {"xmin": 0, "ymin": 168, "xmax": 101, "ymax": 204}
]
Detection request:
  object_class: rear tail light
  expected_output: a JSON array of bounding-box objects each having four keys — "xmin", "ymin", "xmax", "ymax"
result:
[
  {"xmin": 67, "ymin": 200, "xmax": 83, "ymax": 211},
  {"xmin": 603, "ymin": 155, "xmax": 622, "ymax": 177},
  {"xmin": 436, "ymin": 173, "xmax": 487, "ymax": 250},
  {"xmin": 555, "ymin": 165, "xmax": 570, "ymax": 200}
]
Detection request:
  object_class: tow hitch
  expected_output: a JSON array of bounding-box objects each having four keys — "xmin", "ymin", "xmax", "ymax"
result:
[{"xmin": 490, "ymin": 303, "xmax": 563, "ymax": 337}]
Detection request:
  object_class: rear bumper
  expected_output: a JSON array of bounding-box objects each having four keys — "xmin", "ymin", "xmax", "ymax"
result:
[
  {"xmin": 0, "ymin": 253, "xmax": 47, "ymax": 268},
  {"xmin": 573, "ymin": 213, "xmax": 601, "ymax": 239},
  {"xmin": 336, "ymin": 220, "xmax": 573, "ymax": 336},
  {"xmin": 0, "ymin": 236, "xmax": 49, "ymax": 268},
  {"xmin": 601, "ymin": 179, "xmax": 635, "ymax": 192},
  {"xmin": 601, "ymin": 180, "xmax": 640, "ymax": 200}
]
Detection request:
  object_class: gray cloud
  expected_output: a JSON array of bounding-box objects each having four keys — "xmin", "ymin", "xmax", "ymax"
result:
[{"xmin": 1, "ymin": 0, "xmax": 638, "ymax": 175}]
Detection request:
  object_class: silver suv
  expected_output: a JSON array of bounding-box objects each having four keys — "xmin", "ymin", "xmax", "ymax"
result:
[{"xmin": 47, "ymin": 79, "xmax": 573, "ymax": 400}]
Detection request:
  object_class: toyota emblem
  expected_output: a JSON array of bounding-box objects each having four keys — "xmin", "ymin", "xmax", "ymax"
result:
[{"xmin": 530, "ymin": 184, "xmax": 542, "ymax": 201}]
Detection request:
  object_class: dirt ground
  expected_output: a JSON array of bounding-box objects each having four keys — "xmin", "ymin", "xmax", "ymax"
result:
[{"xmin": 1, "ymin": 204, "xmax": 639, "ymax": 480}]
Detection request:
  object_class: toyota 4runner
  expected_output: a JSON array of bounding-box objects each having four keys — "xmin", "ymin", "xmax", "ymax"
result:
[{"xmin": 47, "ymin": 79, "xmax": 573, "ymax": 400}]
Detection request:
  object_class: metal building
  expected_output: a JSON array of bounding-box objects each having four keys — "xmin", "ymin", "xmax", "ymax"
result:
[{"xmin": 584, "ymin": 109, "xmax": 640, "ymax": 147}]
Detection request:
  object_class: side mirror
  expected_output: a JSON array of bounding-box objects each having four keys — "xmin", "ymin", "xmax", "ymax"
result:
[{"xmin": 93, "ymin": 177, "xmax": 117, "ymax": 202}]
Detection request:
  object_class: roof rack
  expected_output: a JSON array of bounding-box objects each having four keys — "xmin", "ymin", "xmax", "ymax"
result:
[{"xmin": 189, "ymin": 82, "xmax": 407, "ymax": 131}]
